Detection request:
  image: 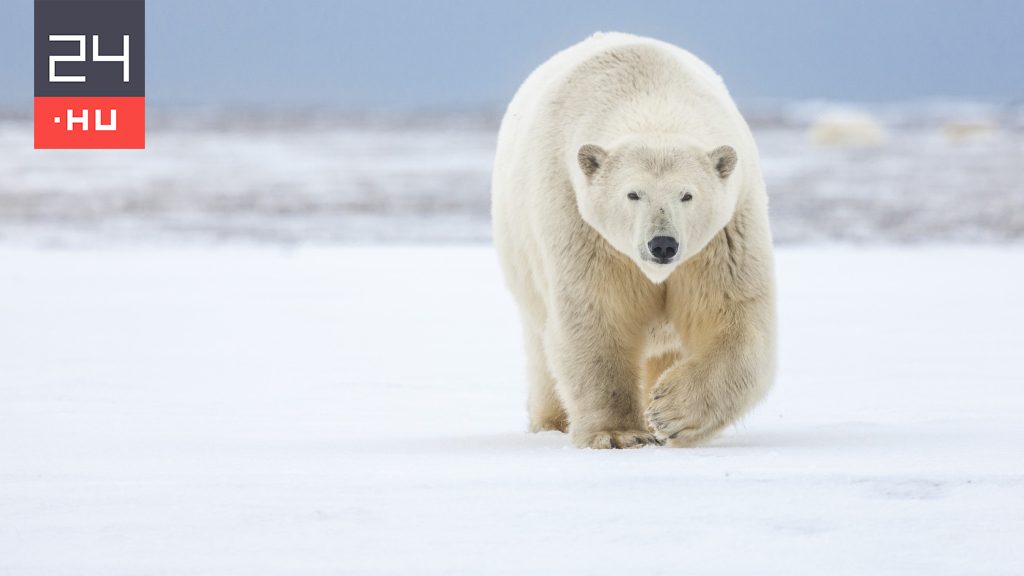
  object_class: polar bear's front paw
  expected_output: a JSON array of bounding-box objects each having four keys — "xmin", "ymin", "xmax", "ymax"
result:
[
  {"xmin": 646, "ymin": 391, "xmax": 724, "ymax": 447},
  {"xmin": 571, "ymin": 429, "xmax": 663, "ymax": 449}
]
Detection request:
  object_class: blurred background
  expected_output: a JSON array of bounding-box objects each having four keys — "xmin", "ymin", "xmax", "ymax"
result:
[{"xmin": 1, "ymin": 0, "xmax": 1022, "ymax": 246}]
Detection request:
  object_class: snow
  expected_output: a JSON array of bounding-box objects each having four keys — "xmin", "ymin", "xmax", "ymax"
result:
[
  {"xmin": 2, "ymin": 104, "xmax": 1023, "ymax": 245},
  {"xmin": 1, "ymin": 245, "xmax": 1022, "ymax": 575}
]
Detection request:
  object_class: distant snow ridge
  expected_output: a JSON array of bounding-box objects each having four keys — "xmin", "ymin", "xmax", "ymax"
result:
[
  {"xmin": 808, "ymin": 109, "xmax": 888, "ymax": 147},
  {"xmin": 0, "ymin": 103, "xmax": 1022, "ymax": 245}
]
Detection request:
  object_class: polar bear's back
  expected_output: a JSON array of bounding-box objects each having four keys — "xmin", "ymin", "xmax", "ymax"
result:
[
  {"xmin": 496, "ymin": 32, "xmax": 741, "ymax": 158},
  {"xmin": 493, "ymin": 33, "xmax": 638, "ymax": 154},
  {"xmin": 493, "ymin": 33, "xmax": 752, "ymax": 211}
]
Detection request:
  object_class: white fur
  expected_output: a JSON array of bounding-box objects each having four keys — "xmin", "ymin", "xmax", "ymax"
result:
[{"xmin": 492, "ymin": 32, "xmax": 777, "ymax": 448}]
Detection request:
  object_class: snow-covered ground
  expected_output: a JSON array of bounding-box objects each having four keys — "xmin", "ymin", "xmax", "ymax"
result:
[{"xmin": 1, "ymin": 245, "xmax": 1022, "ymax": 575}]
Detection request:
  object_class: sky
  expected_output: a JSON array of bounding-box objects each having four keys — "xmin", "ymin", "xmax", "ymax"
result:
[{"xmin": 3, "ymin": 0, "xmax": 1023, "ymax": 110}]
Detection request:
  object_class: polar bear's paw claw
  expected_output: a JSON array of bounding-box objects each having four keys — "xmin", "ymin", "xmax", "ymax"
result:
[
  {"xmin": 646, "ymin": 396, "xmax": 723, "ymax": 447},
  {"xmin": 573, "ymin": 430, "xmax": 663, "ymax": 449}
]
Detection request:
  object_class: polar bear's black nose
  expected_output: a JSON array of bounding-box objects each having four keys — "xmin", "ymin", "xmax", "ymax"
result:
[{"xmin": 648, "ymin": 236, "xmax": 679, "ymax": 261}]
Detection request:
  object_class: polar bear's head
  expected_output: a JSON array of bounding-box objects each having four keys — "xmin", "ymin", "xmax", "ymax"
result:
[{"xmin": 575, "ymin": 138, "xmax": 738, "ymax": 283}]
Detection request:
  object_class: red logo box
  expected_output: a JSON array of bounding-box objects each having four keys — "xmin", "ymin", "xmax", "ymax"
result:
[
  {"xmin": 34, "ymin": 96, "xmax": 145, "ymax": 149},
  {"xmin": 35, "ymin": 1, "xmax": 145, "ymax": 149}
]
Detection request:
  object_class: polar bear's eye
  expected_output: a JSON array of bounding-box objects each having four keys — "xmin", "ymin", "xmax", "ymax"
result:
[
  {"xmin": 681, "ymin": 192, "xmax": 693, "ymax": 202},
  {"xmin": 627, "ymin": 191, "xmax": 641, "ymax": 201}
]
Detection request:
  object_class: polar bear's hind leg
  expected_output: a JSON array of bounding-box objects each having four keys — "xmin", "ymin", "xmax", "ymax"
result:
[{"xmin": 525, "ymin": 330, "xmax": 569, "ymax": 433}]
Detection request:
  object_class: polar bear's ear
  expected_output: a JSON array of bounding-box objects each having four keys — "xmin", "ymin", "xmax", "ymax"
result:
[
  {"xmin": 578, "ymin": 144, "xmax": 608, "ymax": 178},
  {"xmin": 710, "ymin": 145, "xmax": 738, "ymax": 179}
]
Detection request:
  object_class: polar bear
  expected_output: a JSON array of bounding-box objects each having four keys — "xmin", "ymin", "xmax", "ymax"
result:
[{"xmin": 492, "ymin": 32, "xmax": 776, "ymax": 448}]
